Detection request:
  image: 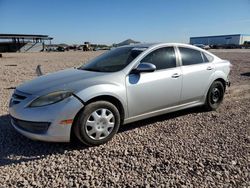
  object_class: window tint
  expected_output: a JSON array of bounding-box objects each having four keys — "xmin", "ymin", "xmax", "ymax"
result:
[
  {"xmin": 179, "ymin": 47, "xmax": 204, "ymax": 66},
  {"xmin": 141, "ymin": 47, "xmax": 176, "ymax": 70}
]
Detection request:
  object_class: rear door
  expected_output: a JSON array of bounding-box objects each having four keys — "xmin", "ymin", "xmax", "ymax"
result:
[{"xmin": 178, "ymin": 47, "xmax": 215, "ymax": 103}]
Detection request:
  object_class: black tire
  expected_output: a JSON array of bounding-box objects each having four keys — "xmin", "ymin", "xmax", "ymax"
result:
[
  {"xmin": 74, "ymin": 101, "xmax": 120, "ymax": 146},
  {"xmin": 204, "ymin": 81, "xmax": 225, "ymax": 111}
]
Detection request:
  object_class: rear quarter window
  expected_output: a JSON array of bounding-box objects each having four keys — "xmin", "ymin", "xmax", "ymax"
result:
[{"xmin": 202, "ymin": 52, "xmax": 214, "ymax": 62}]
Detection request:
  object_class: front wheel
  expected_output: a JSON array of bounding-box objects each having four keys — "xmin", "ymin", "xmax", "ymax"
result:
[
  {"xmin": 74, "ymin": 101, "xmax": 120, "ymax": 146},
  {"xmin": 204, "ymin": 81, "xmax": 225, "ymax": 111}
]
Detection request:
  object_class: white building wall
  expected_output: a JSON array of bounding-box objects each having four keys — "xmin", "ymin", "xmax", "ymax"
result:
[
  {"xmin": 241, "ymin": 35, "xmax": 250, "ymax": 44},
  {"xmin": 190, "ymin": 35, "xmax": 241, "ymax": 45}
]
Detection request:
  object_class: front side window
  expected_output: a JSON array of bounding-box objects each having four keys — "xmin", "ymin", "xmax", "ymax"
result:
[
  {"xmin": 79, "ymin": 47, "xmax": 145, "ymax": 72},
  {"xmin": 179, "ymin": 47, "xmax": 204, "ymax": 66},
  {"xmin": 141, "ymin": 47, "xmax": 176, "ymax": 70}
]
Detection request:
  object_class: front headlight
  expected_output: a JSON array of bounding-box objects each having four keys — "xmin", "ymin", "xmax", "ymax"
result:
[{"xmin": 29, "ymin": 91, "xmax": 72, "ymax": 107}]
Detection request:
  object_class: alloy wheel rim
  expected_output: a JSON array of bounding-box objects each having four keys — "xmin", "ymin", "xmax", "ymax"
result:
[{"xmin": 85, "ymin": 108, "xmax": 115, "ymax": 140}]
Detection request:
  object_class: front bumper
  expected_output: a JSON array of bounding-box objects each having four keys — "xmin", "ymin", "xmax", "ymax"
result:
[
  {"xmin": 11, "ymin": 117, "xmax": 51, "ymax": 134},
  {"xmin": 9, "ymin": 91, "xmax": 84, "ymax": 142}
]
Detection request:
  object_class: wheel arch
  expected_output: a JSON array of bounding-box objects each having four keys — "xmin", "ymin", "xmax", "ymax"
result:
[
  {"xmin": 204, "ymin": 77, "xmax": 226, "ymax": 111},
  {"xmin": 203, "ymin": 76, "xmax": 226, "ymax": 101},
  {"xmin": 85, "ymin": 95, "xmax": 125, "ymax": 123},
  {"xmin": 70, "ymin": 95, "xmax": 125, "ymax": 141},
  {"xmin": 202, "ymin": 73, "xmax": 228, "ymax": 105},
  {"xmin": 214, "ymin": 78, "xmax": 226, "ymax": 90}
]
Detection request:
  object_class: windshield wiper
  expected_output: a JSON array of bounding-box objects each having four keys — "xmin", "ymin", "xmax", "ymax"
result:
[{"xmin": 80, "ymin": 67, "xmax": 102, "ymax": 72}]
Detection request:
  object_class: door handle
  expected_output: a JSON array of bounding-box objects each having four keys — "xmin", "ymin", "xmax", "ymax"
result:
[
  {"xmin": 207, "ymin": 66, "xmax": 214, "ymax": 70},
  {"xmin": 172, "ymin": 73, "xmax": 181, "ymax": 78}
]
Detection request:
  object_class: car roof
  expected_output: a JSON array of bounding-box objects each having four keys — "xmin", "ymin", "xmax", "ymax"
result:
[
  {"xmin": 120, "ymin": 42, "xmax": 220, "ymax": 60},
  {"xmin": 122, "ymin": 42, "xmax": 199, "ymax": 49}
]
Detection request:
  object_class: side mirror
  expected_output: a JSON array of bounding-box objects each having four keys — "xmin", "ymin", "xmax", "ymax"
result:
[{"xmin": 132, "ymin": 63, "xmax": 156, "ymax": 74}]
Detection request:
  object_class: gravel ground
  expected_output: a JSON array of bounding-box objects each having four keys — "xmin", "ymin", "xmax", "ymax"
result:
[{"xmin": 0, "ymin": 50, "xmax": 249, "ymax": 187}]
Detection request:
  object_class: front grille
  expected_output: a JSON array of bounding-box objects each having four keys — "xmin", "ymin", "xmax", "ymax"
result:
[
  {"xmin": 11, "ymin": 117, "xmax": 51, "ymax": 134},
  {"xmin": 9, "ymin": 90, "xmax": 30, "ymax": 107}
]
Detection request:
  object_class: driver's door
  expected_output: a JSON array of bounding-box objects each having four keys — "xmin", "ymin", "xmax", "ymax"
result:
[{"xmin": 126, "ymin": 47, "xmax": 182, "ymax": 118}]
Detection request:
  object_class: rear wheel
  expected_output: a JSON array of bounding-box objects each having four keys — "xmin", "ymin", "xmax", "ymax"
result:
[
  {"xmin": 204, "ymin": 81, "xmax": 225, "ymax": 111},
  {"xmin": 74, "ymin": 101, "xmax": 120, "ymax": 146}
]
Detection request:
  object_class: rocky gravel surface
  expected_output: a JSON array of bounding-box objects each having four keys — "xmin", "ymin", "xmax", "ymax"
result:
[{"xmin": 0, "ymin": 50, "xmax": 249, "ymax": 187}]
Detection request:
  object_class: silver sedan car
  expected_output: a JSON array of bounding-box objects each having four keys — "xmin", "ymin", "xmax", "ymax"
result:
[{"xmin": 9, "ymin": 43, "xmax": 231, "ymax": 146}]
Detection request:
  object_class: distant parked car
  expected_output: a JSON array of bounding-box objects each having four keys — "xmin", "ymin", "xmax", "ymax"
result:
[
  {"xmin": 193, "ymin": 44, "xmax": 210, "ymax": 50},
  {"xmin": 9, "ymin": 43, "xmax": 231, "ymax": 146},
  {"xmin": 46, "ymin": 47, "xmax": 57, "ymax": 52},
  {"xmin": 56, "ymin": 46, "xmax": 65, "ymax": 52},
  {"xmin": 210, "ymin": 44, "xmax": 242, "ymax": 49},
  {"xmin": 223, "ymin": 44, "xmax": 242, "ymax": 49},
  {"xmin": 242, "ymin": 41, "xmax": 250, "ymax": 49}
]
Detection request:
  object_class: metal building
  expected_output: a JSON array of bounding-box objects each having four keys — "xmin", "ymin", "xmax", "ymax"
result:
[
  {"xmin": 0, "ymin": 34, "xmax": 53, "ymax": 52},
  {"xmin": 190, "ymin": 34, "xmax": 250, "ymax": 45}
]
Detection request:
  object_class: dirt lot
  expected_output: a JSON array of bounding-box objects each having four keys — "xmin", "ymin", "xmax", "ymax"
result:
[{"xmin": 0, "ymin": 50, "xmax": 249, "ymax": 187}]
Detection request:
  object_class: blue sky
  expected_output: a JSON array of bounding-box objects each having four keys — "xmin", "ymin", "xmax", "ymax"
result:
[{"xmin": 0, "ymin": 0, "xmax": 250, "ymax": 44}]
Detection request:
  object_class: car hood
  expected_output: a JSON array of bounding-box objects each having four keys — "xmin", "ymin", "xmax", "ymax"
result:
[{"xmin": 16, "ymin": 68, "xmax": 110, "ymax": 95}]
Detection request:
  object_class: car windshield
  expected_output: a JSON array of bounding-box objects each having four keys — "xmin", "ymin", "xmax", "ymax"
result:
[{"xmin": 79, "ymin": 46, "xmax": 146, "ymax": 72}]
